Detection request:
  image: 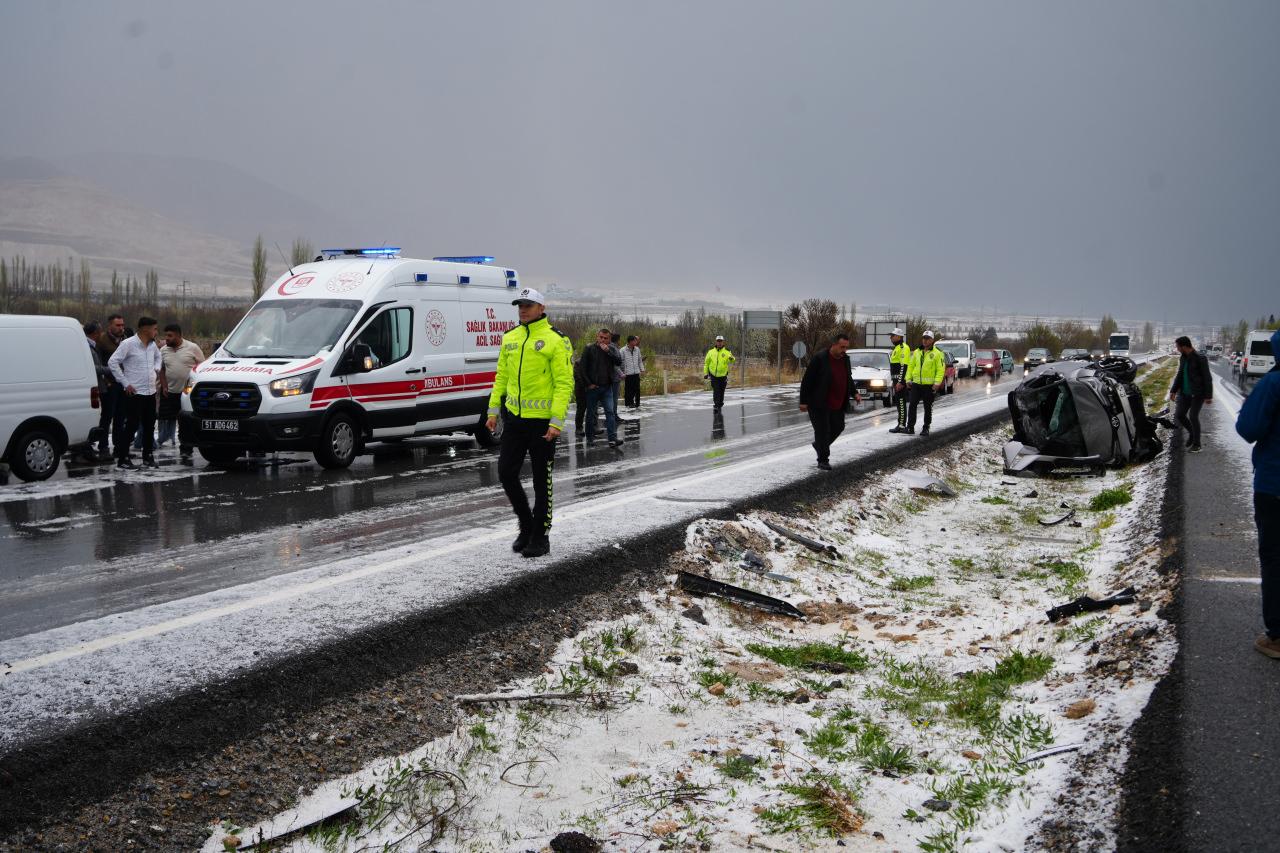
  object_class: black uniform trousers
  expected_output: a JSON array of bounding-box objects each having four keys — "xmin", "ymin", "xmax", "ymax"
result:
[
  {"xmin": 498, "ymin": 413, "xmax": 558, "ymax": 535},
  {"xmin": 809, "ymin": 407, "xmax": 846, "ymax": 463},
  {"xmin": 893, "ymin": 367, "xmax": 908, "ymax": 428},
  {"xmin": 710, "ymin": 375, "xmax": 728, "ymax": 408},
  {"xmin": 906, "ymin": 384, "xmax": 935, "ymax": 431},
  {"xmin": 624, "ymin": 374, "xmax": 642, "ymax": 408},
  {"xmin": 119, "ymin": 393, "xmax": 157, "ymax": 460}
]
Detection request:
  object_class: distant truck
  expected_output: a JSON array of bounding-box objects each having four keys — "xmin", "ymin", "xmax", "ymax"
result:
[{"xmin": 1107, "ymin": 333, "xmax": 1130, "ymax": 358}]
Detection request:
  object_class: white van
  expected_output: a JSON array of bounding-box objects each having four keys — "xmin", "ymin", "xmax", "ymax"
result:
[
  {"xmin": 1243, "ymin": 330, "xmax": 1276, "ymax": 379},
  {"xmin": 180, "ymin": 249, "xmax": 520, "ymax": 469},
  {"xmin": 0, "ymin": 314, "xmax": 103, "ymax": 481},
  {"xmin": 936, "ymin": 339, "xmax": 977, "ymax": 378}
]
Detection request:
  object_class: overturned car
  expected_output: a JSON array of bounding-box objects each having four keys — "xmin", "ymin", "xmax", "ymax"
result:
[{"xmin": 1004, "ymin": 356, "xmax": 1166, "ymax": 476}]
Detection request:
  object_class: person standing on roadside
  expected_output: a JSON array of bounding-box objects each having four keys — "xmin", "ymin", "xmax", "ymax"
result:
[
  {"xmin": 486, "ymin": 288, "xmax": 574, "ymax": 558},
  {"xmin": 95, "ymin": 313, "xmax": 129, "ymax": 457},
  {"xmin": 800, "ymin": 333, "xmax": 860, "ymax": 470},
  {"xmin": 609, "ymin": 332, "xmax": 627, "ymax": 422},
  {"xmin": 887, "ymin": 327, "xmax": 912, "ymax": 434},
  {"xmin": 622, "ymin": 335, "xmax": 644, "ymax": 409},
  {"xmin": 902, "ymin": 330, "xmax": 944, "ymax": 436},
  {"xmin": 581, "ymin": 328, "xmax": 624, "ymax": 447},
  {"xmin": 108, "ymin": 316, "xmax": 164, "ymax": 469},
  {"xmin": 1170, "ymin": 335, "xmax": 1213, "ymax": 453},
  {"xmin": 81, "ymin": 322, "xmax": 112, "ymax": 462},
  {"xmin": 158, "ymin": 324, "xmax": 205, "ymax": 462},
  {"xmin": 1236, "ymin": 328, "xmax": 1280, "ymax": 659},
  {"xmin": 704, "ymin": 335, "xmax": 736, "ymax": 410}
]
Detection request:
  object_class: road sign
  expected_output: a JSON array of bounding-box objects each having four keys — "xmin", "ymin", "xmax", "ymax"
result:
[
  {"xmin": 866, "ymin": 320, "xmax": 906, "ymax": 349},
  {"xmin": 792, "ymin": 341, "xmax": 807, "ymax": 359},
  {"xmin": 743, "ymin": 310, "xmax": 783, "ymax": 330}
]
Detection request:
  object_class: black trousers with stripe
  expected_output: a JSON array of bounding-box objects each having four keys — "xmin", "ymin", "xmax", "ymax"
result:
[{"xmin": 498, "ymin": 413, "xmax": 558, "ymax": 535}]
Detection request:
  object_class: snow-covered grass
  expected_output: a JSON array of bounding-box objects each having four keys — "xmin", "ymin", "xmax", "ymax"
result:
[{"xmin": 205, "ymin": 421, "xmax": 1175, "ymax": 853}]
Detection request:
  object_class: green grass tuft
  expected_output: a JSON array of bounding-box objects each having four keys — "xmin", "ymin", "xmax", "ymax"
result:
[
  {"xmin": 890, "ymin": 574, "xmax": 936, "ymax": 592},
  {"xmin": 980, "ymin": 496, "xmax": 1011, "ymax": 505},
  {"xmin": 1089, "ymin": 486, "xmax": 1132, "ymax": 511},
  {"xmin": 747, "ymin": 641, "xmax": 870, "ymax": 674}
]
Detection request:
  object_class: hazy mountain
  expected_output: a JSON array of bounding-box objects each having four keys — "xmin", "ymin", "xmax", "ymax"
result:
[
  {"xmin": 53, "ymin": 151, "xmax": 353, "ymax": 247},
  {"xmin": 0, "ymin": 171, "xmax": 261, "ymax": 297}
]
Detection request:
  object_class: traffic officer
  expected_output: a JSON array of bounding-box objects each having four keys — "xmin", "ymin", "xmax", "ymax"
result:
[
  {"xmin": 704, "ymin": 335, "xmax": 736, "ymax": 410},
  {"xmin": 887, "ymin": 327, "xmax": 912, "ymax": 434},
  {"xmin": 486, "ymin": 287, "xmax": 574, "ymax": 558},
  {"xmin": 901, "ymin": 329, "xmax": 945, "ymax": 436}
]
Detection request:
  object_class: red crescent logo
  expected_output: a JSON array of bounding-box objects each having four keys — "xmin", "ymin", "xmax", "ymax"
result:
[{"xmin": 277, "ymin": 273, "xmax": 316, "ymax": 296}]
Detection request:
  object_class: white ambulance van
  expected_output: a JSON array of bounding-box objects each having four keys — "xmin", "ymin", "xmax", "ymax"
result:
[{"xmin": 180, "ymin": 249, "xmax": 520, "ymax": 468}]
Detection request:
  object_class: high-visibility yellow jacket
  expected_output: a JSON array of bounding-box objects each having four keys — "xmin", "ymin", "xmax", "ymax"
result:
[
  {"xmin": 906, "ymin": 346, "xmax": 946, "ymax": 386},
  {"xmin": 704, "ymin": 346, "xmax": 736, "ymax": 378},
  {"xmin": 890, "ymin": 342, "xmax": 911, "ymax": 380},
  {"xmin": 487, "ymin": 315, "xmax": 574, "ymax": 429}
]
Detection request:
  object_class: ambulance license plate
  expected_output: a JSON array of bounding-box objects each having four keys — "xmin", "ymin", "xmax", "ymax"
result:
[{"xmin": 202, "ymin": 419, "xmax": 240, "ymax": 432}]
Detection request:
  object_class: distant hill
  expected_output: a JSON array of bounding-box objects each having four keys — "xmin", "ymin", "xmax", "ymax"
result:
[
  {"xmin": 53, "ymin": 152, "xmax": 354, "ymax": 246},
  {"xmin": 0, "ymin": 172, "xmax": 258, "ymax": 297}
]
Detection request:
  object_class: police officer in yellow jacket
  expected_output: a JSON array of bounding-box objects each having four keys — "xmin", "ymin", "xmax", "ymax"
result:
[
  {"xmin": 901, "ymin": 329, "xmax": 945, "ymax": 436},
  {"xmin": 704, "ymin": 335, "xmax": 736, "ymax": 410},
  {"xmin": 486, "ymin": 287, "xmax": 574, "ymax": 558},
  {"xmin": 887, "ymin": 327, "xmax": 912, "ymax": 433}
]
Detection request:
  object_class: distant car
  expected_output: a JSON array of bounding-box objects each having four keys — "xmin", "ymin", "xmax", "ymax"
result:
[
  {"xmin": 996, "ymin": 349, "xmax": 1014, "ymax": 373},
  {"xmin": 1230, "ymin": 351, "xmax": 1244, "ymax": 376},
  {"xmin": 973, "ymin": 349, "xmax": 1003, "ymax": 377},
  {"xmin": 1024, "ymin": 347, "xmax": 1052, "ymax": 371},
  {"xmin": 1242, "ymin": 330, "xmax": 1276, "ymax": 383},
  {"xmin": 1090, "ymin": 350, "xmax": 1105, "ymax": 360},
  {"xmin": 939, "ymin": 351, "xmax": 958, "ymax": 394},
  {"xmin": 936, "ymin": 339, "xmax": 977, "ymax": 378},
  {"xmin": 1059, "ymin": 348, "xmax": 1090, "ymax": 361},
  {"xmin": 846, "ymin": 348, "xmax": 895, "ymax": 408}
]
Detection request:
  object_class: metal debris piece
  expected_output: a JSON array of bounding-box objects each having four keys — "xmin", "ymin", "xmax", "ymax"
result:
[
  {"xmin": 1018, "ymin": 743, "xmax": 1083, "ymax": 764},
  {"xmin": 897, "ymin": 468, "xmax": 958, "ymax": 497},
  {"xmin": 763, "ymin": 520, "xmax": 839, "ymax": 556},
  {"xmin": 456, "ymin": 691, "xmax": 614, "ymax": 704},
  {"xmin": 738, "ymin": 550, "xmax": 797, "ymax": 583},
  {"xmin": 676, "ymin": 571, "xmax": 806, "ymax": 618},
  {"xmin": 1039, "ymin": 508, "xmax": 1076, "ymax": 526},
  {"xmin": 233, "ymin": 798, "xmax": 360, "ymax": 849},
  {"xmin": 1045, "ymin": 586, "xmax": 1137, "ymax": 622}
]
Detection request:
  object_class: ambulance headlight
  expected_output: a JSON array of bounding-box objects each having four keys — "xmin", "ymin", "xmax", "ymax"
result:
[
  {"xmin": 869, "ymin": 379, "xmax": 886, "ymax": 388},
  {"xmin": 269, "ymin": 370, "xmax": 319, "ymax": 397},
  {"xmin": 183, "ymin": 378, "xmax": 195, "ymax": 395}
]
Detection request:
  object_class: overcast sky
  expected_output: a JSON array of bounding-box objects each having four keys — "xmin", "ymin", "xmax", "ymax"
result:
[{"xmin": 2, "ymin": 1, "xmax": 1276, "ymax": 324}]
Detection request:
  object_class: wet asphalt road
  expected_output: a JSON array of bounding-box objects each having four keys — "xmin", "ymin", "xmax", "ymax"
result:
[{"xmin": 0, "ymin": 372, "xmax": 1016, "ymax": 641}]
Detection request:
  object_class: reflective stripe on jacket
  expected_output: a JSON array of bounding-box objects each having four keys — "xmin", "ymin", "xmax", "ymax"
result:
[
  {"xmin": 487, "ymin": 315, "xmax": 574, "ymax": 429},
  {"xmin": 906, "ymin": 347, "xmax": 945, "ymax": 385},
  {"xmin": 704, "ymin": 346, "xmax": 736, "ymax": 377}
]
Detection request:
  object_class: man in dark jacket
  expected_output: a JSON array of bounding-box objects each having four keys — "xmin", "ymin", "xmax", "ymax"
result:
[
  {"xmin": 799, "ymin": 333, "xmax": 861, "ymax": 470},
  {"xmin": 1169, "ymin": 335, "xmax": 1213, "ymax": 452},
  {"xmin": 1236, "ymin": 328, "xmax": 1280, "ymax": 659},
  {"xmin": 580, "ymin": 328, "xmax": 623, "ymax": 447}
]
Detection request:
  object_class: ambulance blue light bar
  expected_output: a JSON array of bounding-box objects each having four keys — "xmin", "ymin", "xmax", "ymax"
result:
[
  {"xmin": 321, "ymin": 247, "xmax": 402, "ymax": 257},
  {"xmin": 432, "ymin": 256, "xmax": 494, "ymax": 264}
]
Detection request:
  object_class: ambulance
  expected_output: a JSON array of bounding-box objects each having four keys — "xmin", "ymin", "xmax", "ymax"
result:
[{"xmin": 180, "ymin": 248, "xmax": 520, "ymax": 468}]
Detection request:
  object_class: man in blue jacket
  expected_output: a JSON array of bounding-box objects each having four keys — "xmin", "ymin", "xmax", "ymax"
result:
[{"xmin": 1236, "ymin": 328, "xmax": 1280, "ymax": 659}]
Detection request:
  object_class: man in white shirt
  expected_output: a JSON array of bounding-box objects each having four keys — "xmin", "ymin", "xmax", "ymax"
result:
[
  {"xmin": 621, "ymin": 335, "xmax": 645, "ymax": 409},
  {"xmin": 108, "ymin": 316, "xmax": 164, "ymax": 469},
  {"xmin": 159, "ymin": 323, "xmax": 205, "ymax": 462}
]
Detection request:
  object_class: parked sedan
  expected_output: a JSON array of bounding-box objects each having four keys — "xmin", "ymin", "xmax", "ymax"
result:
[
  {"xmin": 973, "ymin": 349, "xmax": 1004, "ymax": 376},
  {"xmin": 846, "ymin": 348, "xmax": 896, "ymax": 408}
]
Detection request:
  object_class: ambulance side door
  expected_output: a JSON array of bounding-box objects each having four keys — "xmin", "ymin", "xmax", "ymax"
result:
[
  {"xmin": 346, "ymin": 303, "xmax": 417, "ymax": 438},
  {"xmin": 412, "ymin": 287, "xmax": 467, "ymax": 430}
]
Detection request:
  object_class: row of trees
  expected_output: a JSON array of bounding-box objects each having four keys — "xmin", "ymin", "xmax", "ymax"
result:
[
  {"xmin": 0, "ymin": 255, "xmax": 160, "ymax": 317},
  {"xmin": 1219, "ymin": 317, "xmax": 1280, "ymax": 352}
]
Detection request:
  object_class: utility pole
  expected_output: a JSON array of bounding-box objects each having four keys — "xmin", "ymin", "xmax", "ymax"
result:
[{"xmin": 180, "ymin": 279, "xmax": 189, "ymax": 314}]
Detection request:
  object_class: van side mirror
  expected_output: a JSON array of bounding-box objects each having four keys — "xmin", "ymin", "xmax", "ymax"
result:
[{"xmin": 353, "ymin": 343, "xmax": 378, "ymax": 372}]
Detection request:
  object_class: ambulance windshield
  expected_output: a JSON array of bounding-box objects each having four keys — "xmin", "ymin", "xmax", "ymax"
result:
[{"xmin": 222, "ymin": 299, "xmax": 362, "ymax": 358}]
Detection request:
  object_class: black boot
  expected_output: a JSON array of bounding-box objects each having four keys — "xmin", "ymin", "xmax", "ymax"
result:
[
  {"xmin": 512, "ymin": 526, "xmax": 533, "ymax": 553},
  {"xmin": 521, "ymin": 535, "xmax": 550, "ymax": 558},
  {"xmin": 919, "ymin": 426, "xmax": 930, "ymax": 437}
]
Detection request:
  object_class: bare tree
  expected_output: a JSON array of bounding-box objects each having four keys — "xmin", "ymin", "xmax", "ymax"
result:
[
  {"xmin": 290, "ymin": 237, "xmax": 315, "ymax": 267},
  {"xmin": 79, "ymin": 258, "xmax": 91, "ymax": 319},
  {"xmin": 784, "ymin": 298, "xmax": 839, "ymax": 363},
  {"xmin": 252, "ymin": 235, "xmax": 267, "ymax": 300}
]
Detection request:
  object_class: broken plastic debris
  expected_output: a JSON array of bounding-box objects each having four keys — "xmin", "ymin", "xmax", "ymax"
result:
[
  {"xmin": 229, "ymin": 797, "xmax": 359, "ymax": 849},
  {"xmin": 896, "ymin": 468, "xmax": 958, "ymax": 497},
  {"xmin": 738, "ymin": 550, "xmax": 797, "ymax": 583},
  {"xmin": 1039, "ymin": 508, "xmax": 1076, "ymax": 526},
  {"xmin": 676, "ymin": 571, "xmax": 806, "ymax": 618},
  {"xmin": 1018, "ymin": 743, "xmax": 1084, "ymax": 764},
  {"xmin": 763, "ymin": 520, "xmax": 839, "ymax": 556},
  {"xmin": 1045, "ymin": 586, "xmax": 1137, "ymax": 622}
]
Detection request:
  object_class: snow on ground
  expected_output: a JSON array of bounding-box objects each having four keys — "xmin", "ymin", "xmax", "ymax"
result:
[{"xmin": 203, "ymin": 422, "xmax": 1176, "ymax": 853}]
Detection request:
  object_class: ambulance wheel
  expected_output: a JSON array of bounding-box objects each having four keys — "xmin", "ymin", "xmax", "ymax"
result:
[
  {"xmin": 8, "ymin": 429, "xmax": 61, "ymax": 482},
  {"xmin": 199, "ymin": 446, "xmax": 242, "ymax": 467},
  {"xmin": 473, "ymin": 412, "xmax": 502, "ymax": 449},
  {"xmin": 316, "ymin": 414, "xmax": 358, "ymax": 469}
]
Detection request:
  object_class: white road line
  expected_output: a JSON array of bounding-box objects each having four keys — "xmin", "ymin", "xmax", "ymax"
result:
[
  {"xmin": 4, "ymin": 392, "xmax": 1005, "ymax": 676},
  {"xmin": 1201, "ymin": 576, "xmax": 1261, "ymax": 584}
]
